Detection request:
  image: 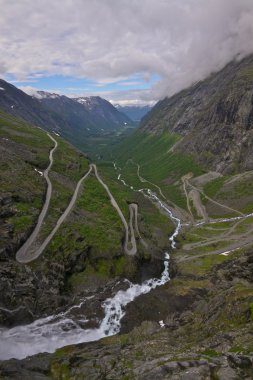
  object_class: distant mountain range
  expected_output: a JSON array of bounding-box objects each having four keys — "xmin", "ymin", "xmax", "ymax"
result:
[
  {"xmin": 0, "ymin": 80, "xmax": 134, "ymax": 150},
  {"xmin": 114, "ymin": 104, "xmax": 153, "ymax": 122}
]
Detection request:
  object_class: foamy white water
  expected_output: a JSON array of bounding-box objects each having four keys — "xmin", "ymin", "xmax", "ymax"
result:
[
  {"xmin": 0, "ymin": 162, "xmax": 180, "ymax": 361},
  {"xmin": 113, "ymin": 162, "xmax": 182, "ymax": 248},
  {"xmin": 144, "ymin": 189, "xmax": 181, "ymax": 248},
  {"xmin": 0, "ymin": 163, "xmax": 181, "ymax": 360},
  {"xmin": 0, "ymin": 254, "xmax": 170, "ymax": 360}
]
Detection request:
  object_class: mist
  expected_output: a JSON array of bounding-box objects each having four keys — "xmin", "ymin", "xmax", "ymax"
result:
[{"xmin": 1, "ymin": 0, "xmax": 253, "ymax": 103}]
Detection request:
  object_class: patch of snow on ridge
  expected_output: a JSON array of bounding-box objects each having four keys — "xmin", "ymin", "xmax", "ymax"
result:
[
  {"xmin": 77, "ymin": 98, "xmax": 88, "ymax": 104},
  {"xmin": 0, "ymin": 87, "xmax": 5, "ymax": 91},
  {"xmin": 33, "ymin": 91, "xmax": 61, "ymax": 100}
]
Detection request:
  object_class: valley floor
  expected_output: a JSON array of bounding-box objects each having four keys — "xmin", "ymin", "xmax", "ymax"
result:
[{"xmin": 0, "ymin": 119, "xmax": 253, "ymax": 379}]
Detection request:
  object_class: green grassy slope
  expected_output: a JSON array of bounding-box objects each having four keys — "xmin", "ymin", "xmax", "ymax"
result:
[
  {"xmin": 110, "ymin": 131, "xmax": 204, "ymax": 209},
  {"xmin": 1, "ymin": 110, "xmax": 175, "ymax": 289},
  {"xmin": 0, "ymin": 110, "xmax": 90, "ymax": 256}
]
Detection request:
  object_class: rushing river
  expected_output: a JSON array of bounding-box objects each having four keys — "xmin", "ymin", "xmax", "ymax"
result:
[{"xmin": 0, "ymin": 164, "xmax": 181, "ymax": 361}]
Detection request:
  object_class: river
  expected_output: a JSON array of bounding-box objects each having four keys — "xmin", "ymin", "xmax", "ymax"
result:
[{"xmin": 0, "ymin": 164, "xmax": 181, "ymax": 360}]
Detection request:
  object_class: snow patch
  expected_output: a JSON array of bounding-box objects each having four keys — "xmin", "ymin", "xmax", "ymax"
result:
[
  {"xmin": 220, "ymin": 251, "xmax": 230, "ymax": 256},
  {"xmin": 34, "ymin": 168, "xmax": 43, "ymax": 176},
  {"xmin": 0, "ymin": 87, "xmax": 5, "ymax": 91},
  {"xmin": 219, "ymin": 247, "xmax": 240, "ymax": 256},
  {"xmin": 33, "ymin": 91, "xmax": 61, "ymax": 100}
]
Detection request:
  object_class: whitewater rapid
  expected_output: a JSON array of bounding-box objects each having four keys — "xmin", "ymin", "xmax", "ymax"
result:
[{"xmin": 0, "ymin": 163, "xmax": 181, "ymax": 361}]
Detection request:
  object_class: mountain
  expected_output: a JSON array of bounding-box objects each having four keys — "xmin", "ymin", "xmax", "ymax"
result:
[
  {"xmin": 0, "ymin": 80, "xmax": 134, "ymax": 152},
  {"xmin": 33, "ymin": 90, "xmax": 97, "ymax": 142},
  {"xmin": 111, "ymin": 54, "xmax": 253, "ymax": 214},
  {"xmin": 0, "ymin": 107, "xmax": 171, "ymax": 332},
  {"xmin": 73, "ymin": 96, "xmax": 133, "ymax": 128},
  {"xmin": 1, "ymin": 57, "xmax": 253, "ymax": 378},
  {"xmin": 0, "ymin": 79, "xmax": 60, "ymax": 131},
  {"xmin": 0, "ymin": 80, "xmax": 93, "ymax": 147},
  {"xmin": 141, "ymin": 54, "xmax": 253, "ymax": 174},
  {"xmin": 35, "ymin": 92, "xmax": 133, "ymax": 133},
  {"xmin": 115, "ymin": 104, "xmax": 153, "ymax": 122}
]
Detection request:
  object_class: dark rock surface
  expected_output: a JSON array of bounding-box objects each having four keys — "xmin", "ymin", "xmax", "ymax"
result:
[
  {"xmin": 141, "ymin": 54, "xmax": 253, "ymax": 174},
  {"xmin": 0, "ymin": 248, "xmax": 252, "ymax": 379}
]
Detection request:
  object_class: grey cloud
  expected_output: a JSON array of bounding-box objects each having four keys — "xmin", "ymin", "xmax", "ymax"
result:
[{"xmin": 1, "ymin": 0, "xmax": 253, "ymax": 103}]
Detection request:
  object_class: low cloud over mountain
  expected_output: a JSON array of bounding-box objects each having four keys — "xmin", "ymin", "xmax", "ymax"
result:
[{"xmin": 1, "ymin": 0, "xmax": 253, "ymax": 103}]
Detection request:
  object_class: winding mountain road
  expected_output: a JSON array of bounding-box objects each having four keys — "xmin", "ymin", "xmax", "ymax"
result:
[
  {"xmin": 92, "ymin": 164, "xmax": 137, "ymax": 255},
  {"xmin": 128, "ymin": 159, "xmax": 167, "ymax": 200},
  {"xmin": 185, "ymin": 177, "xmax": 244, "ymax": 217},
  {"xmin": 17, "ymin": 155, "xmax": 139, "ymax": 263},
  {"xmin": 16, "ymin": 134, "xmax": 58, "ymax": 263},
  {"xmin": 17, "ymin": 166, "xmax": 93, "ymax": 263},
  {"xmin": 129, "ymin": 203, "xmax": 148, "ymax": 248}
]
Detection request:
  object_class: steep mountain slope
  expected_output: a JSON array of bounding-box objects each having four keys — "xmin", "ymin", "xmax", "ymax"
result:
[
  {"xmin": 0, "ymin": 109, "xmax": 172, "ymax": 329},
  {"xmin": 73, "ymin": 96, "xmax": 133, "ymax": 128},
  {"xmin": 2, "ymin": 248, "xmax": 252, "ymax": 379},
  {"xmin": 0, "ymin": 79, "xmax": 60, "ymax": 131},
  {"xmin": 115, "ymin": 104, "xmax": 153, "ymax": 121},
  {"xmin": 110, "ymin": 54, "xmax": 253, "ymax": 217},
  {"xmin": 33, "ymin": 91, "xmax": 96, "ymax": 141},
  {"xmin": 141, "ymin": 54, "xmax": 253, "ymax": 174},
  {"xmin": 35, "ymin": 92, "xmax": 133, "ymax": 134},
  {"xmin": 0, "ymin": 80, "xmax": 134, "ymax": 152},
  {"xmin": 1, "ymin": 56, "xmax": 253, "ymax": 378},
  {"xmin": 0, "ymin": 80, "xmax": 92, "ymax": 148},
  {"xmin": 110, "ymin": 54, "xmax": 253, "ymax": 295}
]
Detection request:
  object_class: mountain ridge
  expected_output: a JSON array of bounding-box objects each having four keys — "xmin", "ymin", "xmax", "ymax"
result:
[
  {"xmin": 0, "ymin": 80, "xmax": 134, "ymax": 151},
  {"xmin": 115, "ymin": 104, "xmax": 153, "ymax": 122},
  {"xmin": 1, "ymin": 55, "xmax": 253, "ymax": 380},
  {"xmin": 140, "ymin": 54, "xmax": 253, "ymax": 174}
]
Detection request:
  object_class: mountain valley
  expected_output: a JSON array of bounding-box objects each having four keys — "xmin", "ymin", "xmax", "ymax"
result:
[{"xmin": 0, "ymin": 55, "xmax": 253, "ymax": 379}]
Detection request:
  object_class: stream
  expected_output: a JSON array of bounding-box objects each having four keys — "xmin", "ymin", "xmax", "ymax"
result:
[{"xmin": 0, "ymin": 163, "xmax": 181, "ymax": 361}]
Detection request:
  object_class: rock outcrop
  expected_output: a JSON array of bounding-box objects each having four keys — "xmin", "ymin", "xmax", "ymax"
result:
[
  {"xmin": 1, "ymin": 250, "xmax": 252, "ymax": 379},
  {"xmin": 141, "ymin": 54, "xmax": 253, "ymax": 174}
]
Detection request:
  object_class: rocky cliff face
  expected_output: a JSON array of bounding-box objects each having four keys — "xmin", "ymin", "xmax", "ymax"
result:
[
  {"xmin": 1, "ymin": 249, "xmax": 252, "ymax": 379},
  {"xmin": 141, "ymin": 54, "xmax": 253, "ymax": 174}
]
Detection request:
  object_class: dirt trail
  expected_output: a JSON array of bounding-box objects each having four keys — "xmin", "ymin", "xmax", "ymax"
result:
[
  {"xmin": 178, "ymin": 237, "xmax": 252, "ymax": 263},
  {"xmin": 189, "ymin": 189, "xmax": 208, "ymax": 222},
  {"xmin": 128, "ymin": 159, "xmax": 167, "ymax": 200},
  {"xmin": 181, "ymin": 172, "xmax": 244, "ymax": 228},
  {"xmin": 126, "ymin": 159, "xmax": 190, "ymax": 223},
  {"xmin": 181, "ymin": 174, "xmax": 194, "ymax": 221},
  {"xmin": 187, "ymin": 179, "xmax": 244, "ymax": 217},
  {"xmin": 183, "ymin": 214, "xmax": 253, "ymax": 252}
]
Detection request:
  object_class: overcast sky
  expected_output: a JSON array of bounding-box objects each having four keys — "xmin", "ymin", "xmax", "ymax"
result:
[{"xmin": 1, "ymin": 0, "xmax": 253, "ymax": 105}]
